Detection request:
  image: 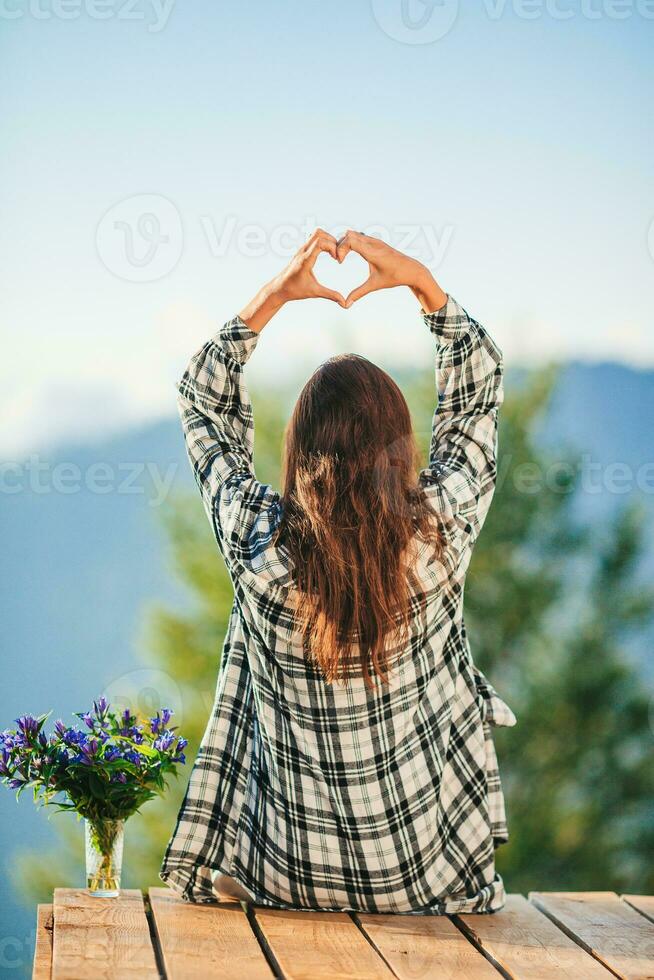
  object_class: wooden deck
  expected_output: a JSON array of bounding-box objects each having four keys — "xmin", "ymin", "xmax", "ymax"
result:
[{"xmin": 33, "ymin": 887, "xmax": 654, "ymax": 979}]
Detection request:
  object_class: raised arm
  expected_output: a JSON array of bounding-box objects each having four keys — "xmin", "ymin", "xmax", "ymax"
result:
[
  {"xmin": 177, "ymin": 230, "xmax": 345, "ymax": 575},
  {"xmin": 419, "ymin": 296, "xmax": 504, "ymax": 574},
  {"xmin": 336, "ymin": 230, "xmax": 503, "ymax": 576},
  {"xmin": 176, "ymin": 319, "xmax": 277, "ymax": 575}
]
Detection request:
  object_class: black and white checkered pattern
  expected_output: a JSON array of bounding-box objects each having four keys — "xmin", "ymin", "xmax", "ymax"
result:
[{"xmin": 160, "ymin": 296, "xmax": 516, "ymax": 914}]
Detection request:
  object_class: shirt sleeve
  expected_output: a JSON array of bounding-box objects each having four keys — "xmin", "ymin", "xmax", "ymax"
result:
[
  {"xmin": 176, "ymin": 316, "xmax": 281, "ymax": 576},
  {"xmin": 419, "ymin": 295, "xmax": 504, "ymax": 579}
]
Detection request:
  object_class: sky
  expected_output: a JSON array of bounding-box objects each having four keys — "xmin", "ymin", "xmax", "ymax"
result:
[{"xmin": 1, "ymin": 0, "xmax": 653, "ymax": 456}]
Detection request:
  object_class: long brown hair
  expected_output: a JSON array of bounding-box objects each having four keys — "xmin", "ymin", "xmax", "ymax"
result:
[{"xmin": 277, "ymin": 354, "xmax": 442, "ymax": 688}]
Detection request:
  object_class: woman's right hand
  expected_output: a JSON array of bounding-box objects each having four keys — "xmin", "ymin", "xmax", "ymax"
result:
[
  {"xmin": 275, "ymin": 229, "xmax": 346, "ymax": 306},
  {"xmin": 336, "ymin": 230, "xmax": 447, "ymax": 312},
  {"xmin": 239, "ymin": 229, "xmax": 346, "ymax": 333}
]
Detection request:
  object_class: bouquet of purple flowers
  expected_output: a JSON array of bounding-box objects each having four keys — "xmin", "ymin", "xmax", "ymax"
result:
[{"xmin": 0, "ymin": 696, "xmax": 187, "ymax": 896}]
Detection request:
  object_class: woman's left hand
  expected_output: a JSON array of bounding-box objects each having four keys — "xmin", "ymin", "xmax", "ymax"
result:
[
  {"xmin": 336, "ymin": 230, "xmax": 435, "ymax": 308},
  {"xmin": 274, "ymin": 230, "xmax": 347, "ymax": 306},
  {"xmin": 239, "ymin": 230, "xmax": 346, "ymax": 333}
]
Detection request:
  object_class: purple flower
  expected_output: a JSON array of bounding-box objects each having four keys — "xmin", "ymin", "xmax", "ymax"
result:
[
  {"xmin": 62, "ymin": 728, "xmax": 86, "ymax": 748},
  {"xmin": 123, "ymin": 750, "xmax": 142, "ymax": 767},
  {"xmin": 118, "ymin": 722, "xmax": 144, "ymax": 743},
  {"xmin": 75, "ymin": 738, "xmax": 99, "ymax": 765},
  {"xmin": 150, "ymin": 708, "xmax": 173, "ymax": 734},
  {"xmin": 171, "ymin": 736, "xmax": 187, "ymax": 765},
  {"xmin": 121, "ymin": 708, "xmax": 133, "ymax": 727},
  {"xmin": 104, "ymin": 745, "xmax": 121, "ymax": 761},
  {"xmin": 111, "ymin": 772, "xmax": 127, "ymax": 783},
  {"xmin": 13, "ymin": 715, "xmax": 41, "ymax": 746},
  {"xmin": 1, "ymin": 729, "xmax": 16, "ymax": 750},
  {"xmin": 15, "ymin": 715, "xmax": 39, "ymax": 737},
  {"xmin": 54, "ymin": 720, "xmax": 67, "ymax": 738},
  {"xmin": 153, "ymin": 730, "xmax": 175, "ymax": 752},
  {"xmin": 93, "ymin": 696, "xmax": 108, "ymax": 717},
  {"xmin": 8, "ymin": 777, "xmax": 25, "ymax": 790},
  {"xmin": 0, "ymin": 750, "xmax": 12, "ymax": 777}
]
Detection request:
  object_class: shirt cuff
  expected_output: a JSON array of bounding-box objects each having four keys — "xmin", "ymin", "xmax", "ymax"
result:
[
  {"xmin": 211, "ymin": 315, "xmax": 260, "ymax": 365},
  {"xmin": 422, "ymin": 295, "xmax": 470, "ymax": 341}
]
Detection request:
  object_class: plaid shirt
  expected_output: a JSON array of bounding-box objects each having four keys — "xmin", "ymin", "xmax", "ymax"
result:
[{"xmin": 160, "ymin": 296, "xmax": 516, "ymax": 914}]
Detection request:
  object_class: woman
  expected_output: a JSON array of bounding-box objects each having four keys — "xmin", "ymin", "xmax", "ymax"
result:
[{"xmin": 160, "ymin": 230, "xmax": 516, "ymax": 914}]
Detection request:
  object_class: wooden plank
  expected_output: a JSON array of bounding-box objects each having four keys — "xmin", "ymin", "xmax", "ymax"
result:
[
  {"xmin": 622, "ymin": 896, "xmax": 654, "ymax": 925},
  {"xmin": 148, "ymin": 886, "xmax": 272, "ymax": 979},
  {"xmin": 254, "ymin": 907, "xmax": 395, "ymax": 980},
  {"xmin": 356, "ymin": 911, "xmax": 499, "ymax": 979},
  {"xmin": 32, "ymin": 904, "xmax": 53, "ymax": 980},
  {"xmin": 52, "ymin": 888, "xmax": 158, "ymax": 980},
  {"xmin": 530, "ymin": 891, "xmax": 654, "ymax": 980},
  {"xmin": 454, "ymin": 894, "xmax": 611, "ymax": 978}
]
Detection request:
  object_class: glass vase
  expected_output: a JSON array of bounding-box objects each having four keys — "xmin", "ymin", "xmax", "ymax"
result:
[{"xmin": 85, "ymin": 818, "xmax": 124, "ymax": 897}]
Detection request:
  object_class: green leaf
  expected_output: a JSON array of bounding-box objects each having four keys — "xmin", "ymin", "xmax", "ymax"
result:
[{"xmin": 88, "ymin": 772, "xmax": 106, "ymax": 800}]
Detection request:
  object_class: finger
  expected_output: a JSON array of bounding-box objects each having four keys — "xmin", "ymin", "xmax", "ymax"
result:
[
  {"xmin": 307, "ymin": 227, "xmax": 330, "ymax": 242},
  {"xmin": 336, "ymin": 229, "xmax": 370, "ymax": 264},
  {"xmin": 344, "ymin": 277, "xmax": 377, "ymax": 308},
  {"xmin": 335, "ymin": 237, "xmax": 350, "ymax": 263},
  {"xmin": 313, "ymin": 284, "xmax": 347, "ymax": 307},
  {"xmin": 306, "ymin": 235, "xmax": 338, "ymax": 264},
  {"xmin": 305, "ymin": 228, "xmax": 338, "ymax": 252}
]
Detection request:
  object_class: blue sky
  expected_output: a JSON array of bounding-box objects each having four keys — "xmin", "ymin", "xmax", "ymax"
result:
[{"xmin": 1, "ymin": 0, "xmax": 653, "ymax": 454}]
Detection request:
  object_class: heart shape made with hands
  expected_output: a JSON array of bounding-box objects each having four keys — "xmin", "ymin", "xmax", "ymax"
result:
[{"xmin": 313, "ymin": 249, "xmax": 370, "ymax": 305}]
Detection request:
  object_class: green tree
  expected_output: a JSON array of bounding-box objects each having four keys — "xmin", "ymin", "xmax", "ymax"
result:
[
  {"xmin": 494, "ymin": 503, "xmax": 654, "ymax": 892},
  {"xmin": 450, "ymin": 371, "xmax": 654, "ymax": 892},
  {"xmin": 14, "ymin": 372, "xmax": 654, "ymax": 902}
]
